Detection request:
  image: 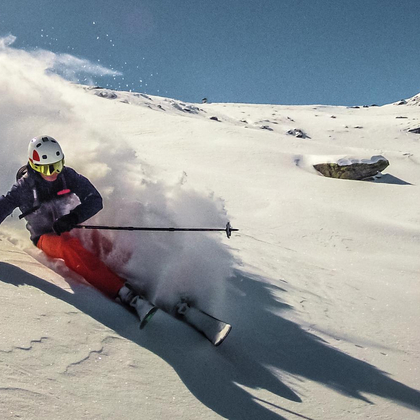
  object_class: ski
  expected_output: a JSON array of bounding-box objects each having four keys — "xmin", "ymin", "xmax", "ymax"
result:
[
  {"xmin": 134, "ymin": 297, "xmax": 159, "ymax": 330},
  {"xmin": 124, "ymin": 284, "xmax": 232, "ymax": 346},
  {"xmin": 174, "ymin": 300, "xmax": 232, "ymax": 346}
]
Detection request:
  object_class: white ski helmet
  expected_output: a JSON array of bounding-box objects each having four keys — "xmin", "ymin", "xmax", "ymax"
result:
[{"xmin": 28, "ymin": 135, "xmax": 65, "ymax": 175}]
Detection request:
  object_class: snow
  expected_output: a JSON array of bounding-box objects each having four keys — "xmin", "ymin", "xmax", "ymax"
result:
[
  {"xmin": 335, "ymin": 155, "xmax": 387, "ymax": 166},
  {"xmin": 1, "ymin": 41, "xmax": 420, "ymax": 420}
]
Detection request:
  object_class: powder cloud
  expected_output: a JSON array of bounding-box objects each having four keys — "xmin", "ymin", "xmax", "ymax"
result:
[{"xmin": 0, "ymin": 37, "xmax": 234, "ymax": 312}]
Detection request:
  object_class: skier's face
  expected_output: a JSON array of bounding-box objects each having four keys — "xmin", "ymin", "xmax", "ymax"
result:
[{"xmin": 40, "ymin": 172, "xmax": 59, "ymax": 182}]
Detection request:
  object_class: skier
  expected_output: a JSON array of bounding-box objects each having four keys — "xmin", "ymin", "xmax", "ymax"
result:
[{"xmin": 0, "ymin": 135, "xmax": 157, "ymax": 327}]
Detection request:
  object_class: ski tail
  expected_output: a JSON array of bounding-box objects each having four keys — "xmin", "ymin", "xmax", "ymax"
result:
[
  {"xmin": 139, "ymin": 305, "xmax": 158, "ymax": 329},
  {"xmin": 120, "ymin": 283, "xmax": 158, "ymax": 329},
  {"xmin": 176, "ymin": 302, "xmax": 232, "ymax": 346}
]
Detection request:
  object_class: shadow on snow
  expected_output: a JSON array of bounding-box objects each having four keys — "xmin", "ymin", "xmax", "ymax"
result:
[{"xmin": 0, "ymin": 262, "xmax": 419, "ymax": 420}]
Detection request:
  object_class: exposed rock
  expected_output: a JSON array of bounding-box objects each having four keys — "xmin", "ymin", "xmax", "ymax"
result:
[
  {"xmin": 183, "ymin": 105, "xmax": 201, "ymax": 114},
  {"xmin": 210, "ymin": 116, "xmax": 220, "ymax": 122},
  {"xmin": 140, "ymin": 93, "xmax": 153, "ymax": 101},
  {"xmin": 405, "ymin": 93, "xmax": 420, "ymax": 106},
  {"xmin": 261, "ymin": 125, "xmax": 273, "ymax": 131},
  {"xmin": 171, "ymin": 102, "xmax": 184, "ymax": 112},
  {"xmin": 95, "ymin": 90, "xmax": 118, "ymax": 99},
  {"xmin": 171, "ymin": 101, "xmax": 202, "ymax": 114},
  {"xmin": 408, "ymin": 127, "xmax": 420, "ymax": 134},
  {"xmin": 287, "ymin": 128, "xmax": 307, "ymax": 138},
  {"xmin": 394, "ymin": 100, "xmax": 407, "ymax": 105},
  {"xmin": 313, "ymin": 156, "xmax": 389, "ymax": 180}
]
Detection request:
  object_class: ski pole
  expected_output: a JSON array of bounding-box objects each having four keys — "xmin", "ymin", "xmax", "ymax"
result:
[{"xmin": 74, "ymin": 222, "xmax": 238, "ymax": 238}]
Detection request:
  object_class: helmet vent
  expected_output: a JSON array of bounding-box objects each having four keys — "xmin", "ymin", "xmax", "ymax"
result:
[
  {"xmin": 42, "ymin": 137, "xmax": 49, "ymax": 142},
  {"xmin": 42, "ymin": 155, "xmax": 48, "ymax": 159},
  {"xmin": 56, "ymin": 151, "xmax": 61, "ymax": 156},
  {"xmin": 36, "ymin": 143, "xmax": 42, "ymax": 148}
]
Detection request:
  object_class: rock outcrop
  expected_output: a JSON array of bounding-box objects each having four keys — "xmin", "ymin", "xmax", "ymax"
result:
[
  {"xmin": 408, "ymin": 127, "xmax": 420, "ymax": 134},
  {"xmin": 313, "ymin": 156, "xmax": 389, "ymax": 180},
  {"xmin": 287, "ymin": 128, "xmax": 307, "ymax": 138}
]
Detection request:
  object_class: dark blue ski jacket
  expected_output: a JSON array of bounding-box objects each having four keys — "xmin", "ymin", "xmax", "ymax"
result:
[{"xmin": 0, "ymin": 165, "xmax": 103, "ymax": 244}]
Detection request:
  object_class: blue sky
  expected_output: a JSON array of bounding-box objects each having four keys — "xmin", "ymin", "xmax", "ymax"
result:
[{"xmin": 1, "ymin": 0, "xmax": 419, "ymax": 106}]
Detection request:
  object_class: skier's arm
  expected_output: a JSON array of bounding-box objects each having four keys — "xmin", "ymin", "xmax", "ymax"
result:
[
  {"xmin": 65, "ymin": 168, "xmax": 103, "ymax": 224},
  {"xmin": 0, "ymin": 181, "xmax": 26, "ymax": 225},
  {"xmin": 0, "ymin": 196, "xmax": 18, "ymax": 225}
]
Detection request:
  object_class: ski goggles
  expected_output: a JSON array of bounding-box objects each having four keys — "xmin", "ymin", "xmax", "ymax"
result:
[{"xmin": 29, "ymin": 158, "xmax": 65, "ymax": 176}]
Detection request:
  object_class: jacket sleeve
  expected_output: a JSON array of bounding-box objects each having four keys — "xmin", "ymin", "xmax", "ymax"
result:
[
  {"xmin": 65, "ymin": 168, "xmax": 103, "ymax": 223},
  {"xmin": 0, "ymin": 195, "xmax": 18, "ymax": 225},
  {"xmin": 0, "ymin": 180, "xmax": 29, "ymax": 225}
]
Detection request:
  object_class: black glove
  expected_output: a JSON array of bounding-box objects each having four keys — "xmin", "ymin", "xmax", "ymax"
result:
[{"xmin": 53, "ymin": 212, "xmax": 79, "ymax": 235}]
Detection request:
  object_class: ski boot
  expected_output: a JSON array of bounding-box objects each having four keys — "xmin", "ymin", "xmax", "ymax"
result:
[{"xmin": 118, "ymin": 284, "xmax": 158, "ymax": 329}]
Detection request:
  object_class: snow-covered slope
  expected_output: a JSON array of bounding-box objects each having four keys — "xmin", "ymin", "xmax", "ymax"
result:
[{"xmin": 1, "ymin": 42, "xmax": 420, "ymax": 420}]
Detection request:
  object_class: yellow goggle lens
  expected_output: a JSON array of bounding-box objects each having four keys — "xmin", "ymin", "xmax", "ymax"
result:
[{"xmin": 30, "ymin": 159, "xmax": 64, "ymax": 176}]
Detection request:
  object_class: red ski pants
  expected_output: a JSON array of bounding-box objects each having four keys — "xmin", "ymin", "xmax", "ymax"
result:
[{"xmin": 37, "ymin": 233, "xmax": 125, "ymax": 298}]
